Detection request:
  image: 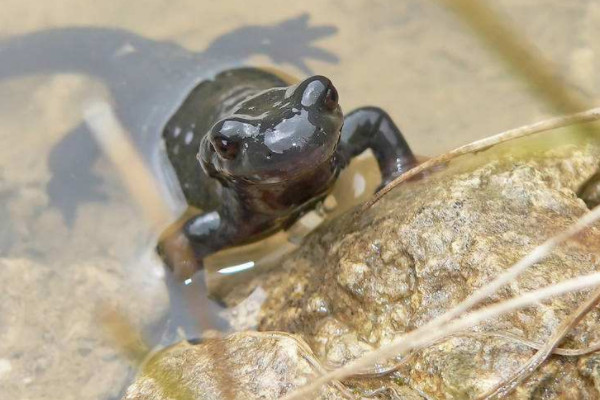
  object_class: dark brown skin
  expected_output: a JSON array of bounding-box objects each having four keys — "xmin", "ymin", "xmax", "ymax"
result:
[
  {"xmin": 579, "ymin": 171, "xmax": 600, "ymax": 209},
  {"xmin": 159, "ymin": 68, "xmax": 416, "ymax": 275}
]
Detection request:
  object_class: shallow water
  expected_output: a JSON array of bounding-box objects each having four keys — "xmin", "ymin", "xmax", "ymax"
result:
[{"xmin": 2, "ymin": 1, "xmax": 600, "ymax": 398}]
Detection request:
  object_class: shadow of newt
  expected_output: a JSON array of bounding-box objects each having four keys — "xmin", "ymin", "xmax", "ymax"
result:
[{"xmin": 0, "ymin": 13, "xmax": 338, "ymax": 225}]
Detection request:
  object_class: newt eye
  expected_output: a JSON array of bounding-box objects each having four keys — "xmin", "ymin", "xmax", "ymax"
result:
[
  {"xmin": 323, "ymin": 84, "xmax": 338, "ymax": 110},
  {"xmin": 213, "ymin": 136, "xmax": 239, "ymax": 160}
]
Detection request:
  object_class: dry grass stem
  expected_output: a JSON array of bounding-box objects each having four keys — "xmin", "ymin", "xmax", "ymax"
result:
[
  {"xmin": 367, "ymin": 106, "xmax": 600, "ymax": 210},
  {"xmin": 281, "ymin": 205, "xmax": 600, "ymax": 400},
  {"xmin": 282, "ymin": 270, "xmax": 600, "ymax": 400},
  {"xmin": 351, "ymin": 328, "xmax": 600, "ymax": 382},
  {"xmin": 350, "ymin": 326, "xmax": 600, "ymax": 381},
  {"xmin": 452, "ymin": 331, "xmax": 600, "ymax": 357},
  {"xmin": 479, "ymin": 286, "xmax": 600, "ymax": 399}
]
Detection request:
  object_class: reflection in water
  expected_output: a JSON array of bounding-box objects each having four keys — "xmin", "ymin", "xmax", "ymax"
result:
[
  {"xmin": 162, "ymin": 270, "xmax": 229, "ymax": 341},
  {"xmin": 0, "ymin": 14, "xmax": 338, "ymax": 225},
  {"xmin": 218, "ymin": 261, "xmax": 256, "ymax": 275}
]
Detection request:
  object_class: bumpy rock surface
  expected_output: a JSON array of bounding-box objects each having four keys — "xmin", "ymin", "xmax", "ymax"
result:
[
  {"xmin": 253, "ymin": 142, "xmax": 600, "ymax": 399},
  {"xmin": 121, "ymin": 140, "xmax": 600, "ymax": 399},
  {"xmin": 123, "ymin": 332, "xmax": 348, "ymax": 400}
]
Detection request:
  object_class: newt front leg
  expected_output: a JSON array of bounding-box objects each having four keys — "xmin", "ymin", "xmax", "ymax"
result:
[{"xmin": 337, "ymin": 107, "xmax": 417, "ymax": 189}]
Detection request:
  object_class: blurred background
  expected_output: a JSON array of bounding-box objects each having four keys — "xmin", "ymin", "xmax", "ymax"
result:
[{"xmin": 1, "ymin": 0, "xmax": 599, "ymax": 398}]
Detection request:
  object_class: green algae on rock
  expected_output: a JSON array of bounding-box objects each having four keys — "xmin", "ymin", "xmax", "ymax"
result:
[{"xmin": 122, "ymin": 332, "xmax": 350, "ymax": 400}]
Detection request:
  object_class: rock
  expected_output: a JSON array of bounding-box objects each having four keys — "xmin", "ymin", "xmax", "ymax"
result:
[
  {"xmin": 254, "ymin": 140, "xmax": 600, "ymax": 398},
  {"xmin": 122, "ymin": 332, "xmax": 349, "ymax": 400}
]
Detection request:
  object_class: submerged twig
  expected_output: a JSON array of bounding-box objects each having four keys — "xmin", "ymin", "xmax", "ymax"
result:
[
  {"xmin": 367, "ymin": 106, "xmax": 600, "ymax": 210},
  {"xmin": 281, "ymin": 205, "xmax": 600, "ymax": 400},
  {"xmin": 479, "ymin": 286, "xmax": 600, "ymax": 399},
  {"xmin": 85, "ymin": 102, "xmax": 205, "ymax": 278},
  {"xmin": 83, "ymin": 101, "xmax": 174, "ymax": 229},
  {"xmin": 84, "ymin": 101, "xmax": 221, "ymax": 397}
]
